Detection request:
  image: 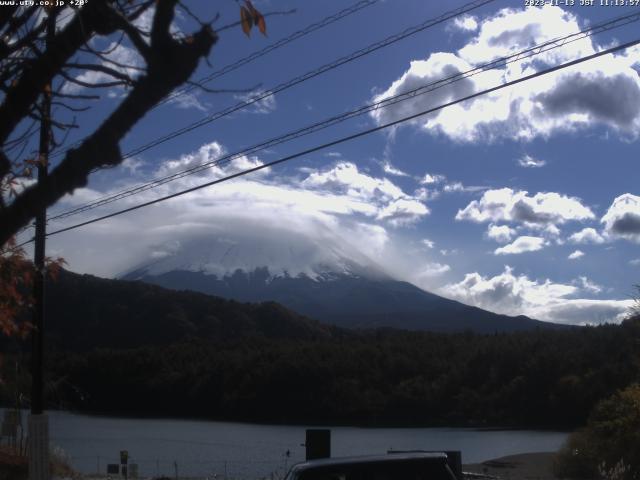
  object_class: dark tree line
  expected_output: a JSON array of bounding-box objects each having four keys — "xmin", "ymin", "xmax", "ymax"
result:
[
  {"xmin": 19, "ymin": 317, "xmax": 638, "ymax": 429},
  {"xmin": 2, "ymin": 270, "xmax": 638, "ymax": 428}
]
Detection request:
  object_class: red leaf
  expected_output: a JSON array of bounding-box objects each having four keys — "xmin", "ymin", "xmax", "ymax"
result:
[
  {"xmin": 244, "ymin": 0, "xmax": 266, "ymax": 36},
  {"xmin": 240, "ymin": 6, "xmax": 252, "ymax": 37},
  {"xmin": 255, "ymin": 11, "xmax": 267, "ymax": 36}
]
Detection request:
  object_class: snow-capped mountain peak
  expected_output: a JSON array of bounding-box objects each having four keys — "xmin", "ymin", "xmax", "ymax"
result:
[{"xmin": 123, "ymin": 227, "xmax": 389, "ymax": 282}]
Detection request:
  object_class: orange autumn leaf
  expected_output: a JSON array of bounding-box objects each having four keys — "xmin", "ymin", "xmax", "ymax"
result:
[
  {"xmin": 240, "ymin": 6, "xmax": 252, "ymax": 37},
  {"xmin": 244, "ymin": 0, "xmax": 266, "ymax": 36},
  {"xmin": 255, "ymin": 10, "xmax": 266, "ymax": 36}
]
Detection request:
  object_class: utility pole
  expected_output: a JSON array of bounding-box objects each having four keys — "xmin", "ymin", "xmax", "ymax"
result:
[{"xmin": 28, "ymin": 10, "xmax": 55, "ymax": 480}]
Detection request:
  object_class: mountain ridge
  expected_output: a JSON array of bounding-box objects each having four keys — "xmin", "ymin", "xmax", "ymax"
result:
[
  {"xmin": 43, "ymin": 269, "xmax": 340, "ymax": 352},
  {"xmin": 123, "ymin": 266, "xmax": 561, "ymax": 333},
  {"xmin": 118, "ymin": 230, "xmax": 562, "ymax": 333}
]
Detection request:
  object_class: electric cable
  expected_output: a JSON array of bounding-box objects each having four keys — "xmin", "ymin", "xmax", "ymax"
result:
[
  {"xmin": 47, "ymin": 9, "xmax": 640, "ymax": 222},
  {"xmin": 48, "ymin": 0, "xmax": 497, "ymax": 163},
  {"xmin": 35, "ymin": 37, "xmax": 640, "ymax": 241}
]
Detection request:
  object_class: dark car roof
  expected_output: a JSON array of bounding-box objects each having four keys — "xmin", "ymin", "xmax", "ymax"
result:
[{"xmin": 288, "ymin": 452, "xmax": 448, "ymax": 473}]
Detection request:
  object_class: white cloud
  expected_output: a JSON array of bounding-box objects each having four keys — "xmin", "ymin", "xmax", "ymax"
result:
[
  {"xmin": 456, "ymin": 188, "xmax": 594, "ymax": 226},
  {"xmin": 376, "ymin": 198, "xmax": 430, "ymax": 227},
  {"xmin": 303, "ymin": 162, "xmax": 403, "ymax": 202},
  {"xmin": 371, "ymin": 5, "xmax": 640, "ymax": 142},
  {"xmin": 577, "ymin": 276, "xmax": 601, "ymax": 294},
  {"xmin": 538, "ymin": 299, "xmax": 634, "ymax": 325},
  {"xmin": 370, "ymin": 52, "xmax": 484, "ymax": 141},
  {"xmin": 457, "ymin": 5, "xmax": 590, "ymax": 65},
  {"xmin": 517, "ymin": 154, "xmax": 546, "ymax": 168},
  {"xmin": 301, "ymin": 161, "xmax": 430, "ymax": 226},
  {"xmin": 234, "ymin": 90, "xmax": 277, "ymax": 114},
  {"xmin": 417, "ymin": 262, "xmax": 451, "ymax": 277},
  {"xmin": 421, "ymin": 238, "xmax": 435, "ymax": 249},
  {"xmin": 568, "ymin": 250, "xmax": 584, "ymax": 260},
  {"xmin": 3, "ymin": 178, "xmax": 36, "ymax": 204},
  {"xmin": 414, "ymin": 187, "xmax": 439, "ymax": 201},
  {"xmin": 63, "ymin": 42, "xmax": 143, "ymax": 94},
  {"xmin": 443, "ymin": 182, "xmax": 465, "ymax": 193},
  {"xmin": 451, "ymin": 15, "xmax": 478, "ymax": 32},
  {"xmin": 151, "ymin": 142, "xmax": 271, "ymax": 183},
  {"xmin": 420, "ymin": 173, "xmax": 446, "ymax": 185},
  {"xmin": 121, "ymin": 157, "xmax": 145, "ymax": 175},
  {"xmin": 46, "ymin": 143, "xmax": 434, "ymax": 277},
  {"xmin": 441, "ymin": 266, "xmax": 632, "ymax": 325},
  {"xmin": 601, "ymin": 193, "xmax": 640, "ymax": 243},
  {"xmin": 630, "ymin": 258, "xmax": 640, "ymax": 266},
  {"xmin": 443, "ymin": 182, "xmax": 486, "ymax": 193},
  {"xmin": 568, "ymin": 227, "xmax": 605, "ymax": 244},
  {"xmin": 382, "ymin": 161, "xmax": 410, "ymax": 177},
  {"xmin": 487, "ymin": 224, "xmax": 516, "ymax": 243},
  {"xmin": 542, "ymin": 224, "xmax": 561, "ymax": 238},
  {"xmin": 155, "ymin": 142, "xmax": 225, "ymax": 177},
  {"xmin": 494, "ymin": 236, "xmax": 546, "ymax": 255},
  {"xmin": 166, "ymin": 92, "xmax": 208, "ymax": 112}
]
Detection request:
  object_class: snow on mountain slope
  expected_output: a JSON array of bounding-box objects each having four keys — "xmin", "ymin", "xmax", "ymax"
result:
[
  {"xmin": 123, "ymin": 224, "xmax": 390, "ymax": 282},
  {"xmin": 122, "ymin": 226, "xmax": 560, "ymax": 333}
]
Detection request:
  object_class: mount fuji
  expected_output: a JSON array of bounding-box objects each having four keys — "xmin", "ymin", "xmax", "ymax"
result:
[{"xmin": 122, "ymin": 228, "xmax": 557, "ymax": 333}]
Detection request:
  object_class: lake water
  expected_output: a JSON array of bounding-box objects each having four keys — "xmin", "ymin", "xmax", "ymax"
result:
[{"xmin": 14, "ymin": 410, "xmax": 569, "ymax": 479}]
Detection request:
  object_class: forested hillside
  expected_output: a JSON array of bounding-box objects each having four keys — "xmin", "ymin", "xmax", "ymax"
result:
[
  {"xmin": 44, "ymin": 319, "xmax": 640, "ymax": 428},
  {"xmin": 42, "ymin": 270, "xmax": 339, "ymax": 351},
  {"xmin": 1, "ymin": 270, "xmax": 637, "ymax": 429}
]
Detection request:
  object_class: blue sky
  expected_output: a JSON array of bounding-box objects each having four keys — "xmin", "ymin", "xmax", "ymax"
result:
[{"xmin": 27, "ymin": 0, "xmax": 640, "ymax": 325}]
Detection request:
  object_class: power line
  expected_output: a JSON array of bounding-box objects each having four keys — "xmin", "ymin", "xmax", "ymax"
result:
[
  {"xmin": 157, "ymin": 0, "xmax": 380, "ymax": 108},
  {"xmin": 39, "ymin": 38, "xmax": 640, "ymax": 240},
  {"xmin": 120, "ymin": 0, "xmax": 496, "ymax": 159},
  {"xmin": 47, "ymin": 0, "xmax": 499, "ymax": 219},
  {"xmin": 50, "ymin": 0, "xmax": 497, "ymax": 165},
  {"xmin": 47, "ymin": 9, "xmax": 640, "ymax": 222},
  {"xmin": 49, "ymin": 0, "xmax": 380, "ymax": 158}
]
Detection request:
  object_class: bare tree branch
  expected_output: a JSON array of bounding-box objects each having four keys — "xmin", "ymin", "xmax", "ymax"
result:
[
  {"xmin": 0, "ymin": 6, "xmax": 38, "ymax": 45},
  {"xmin": 0, "ymin": 18, "xmax": 46, "ymax": 62},
  {"xmin": 79, "ymin": 32, "xmax": 126, "ymax": 56},
  {"xmin": 58, "ymin": 69, "xmax": 129, "ymax": 90},
  {"xmin": 185, "ymin": 80, "xmax": 261, "ymax": 95},
  {"xmin": 0, "ymin": 1, "xmax": 122, "ymax": 144},
  {"xmin": 51, "ymin": 101, "xmax": 91, "ymax": 113},
  {"xmin": 0, "ymin": 5, "xmax": 19, "ymax": 33},
  {"xmin": 126, "ymin": 0, "xmax": 156, "ymax": 24},
  {"xmin": 0, "ymin": 150, "xmax": 9, "ymax": 180},
  {"xmin": 52, "ymin": 91, "xmax": 100, "ymax": 101},
  {"xmin": 110, "ymin": 14, "xmax": 152, "ymax": 62},
  {"xmin": 0, "ymin": 0, "xmax": 217, "ymax": 246},
  {"xmin": 65, "ymin": 62, "xmax": 136, "ymax": 84}
]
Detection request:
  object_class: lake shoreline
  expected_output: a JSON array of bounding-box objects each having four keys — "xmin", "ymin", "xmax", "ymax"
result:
[
  {"xmin": 0, "ymin": 405, "xmax": 574, "ymax": 432},
  {"xmin": 464, "ymin": 452, "xmax": 557, "ymax": 480},
  {"xmin": 3, "ymin": 409, "xmax": 568, "ymax": 479}
]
